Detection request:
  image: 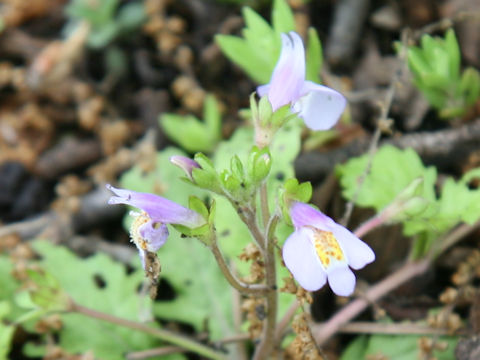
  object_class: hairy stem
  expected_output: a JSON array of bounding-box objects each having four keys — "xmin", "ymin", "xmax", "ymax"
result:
[
  {"xmin": 70, "ymin": 302, "xmax": 227, "ymax": 360},
  {"xmin": 260, "ymin": 183, "xmax": 270, "ymax": 228},
  {"xmin": 209, "ymin": 238, "xmax": 269, "ymax": 295},
  {"xmin": 253, "ymin": 216, "xmax": 279, "ymax": 360}
]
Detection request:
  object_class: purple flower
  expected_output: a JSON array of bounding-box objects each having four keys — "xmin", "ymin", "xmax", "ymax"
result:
[
  {"xmin": 257, "ymin": 32, "xmax": 346, "ymax": 131},
  {"xmin": 282, "ymin": 202, "xmax": 375, "ymax": 296},
  {"xmin": 107, "ymin": 184, "xmax": 206, "ymax": 267},
  {"xmin": 170, "ymin": 155, "xmax": 200, "ymax": 181}
]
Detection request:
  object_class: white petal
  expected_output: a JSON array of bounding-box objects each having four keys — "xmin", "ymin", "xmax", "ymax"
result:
[
  {"xmin": 282, "ymin": 227, "xmax": 327, "ymax": 291},
  {"xmin": 290, "ymin": 201, "xmax": 336, "ymax": 230},
  {"xmin": 327, "ymin": 267, "xmax": 356, "ymax": 296},
  {"xmin": 332, "ymin": 225, "xmax": 375, "ymax": 270},
  {"xmin": 266, "ymin": 32, "xmax": 306, "ymax": 110},
  {"xmin": 294, "ymin": 81, "xmax": 346, "ymax": 131}
]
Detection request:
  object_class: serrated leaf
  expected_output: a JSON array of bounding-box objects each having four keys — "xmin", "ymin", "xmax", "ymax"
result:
[
  {"xmin": 336, "ymin": 146, "xmax": 437, "ymax": 212},
  {"xmin": 30, "ymin": 240, "xmax": 158, "ymax": 360}
]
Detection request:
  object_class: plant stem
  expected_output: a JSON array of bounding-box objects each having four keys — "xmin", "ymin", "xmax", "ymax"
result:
[
  {"xmin": 353, "ymin": 214, "xmax": 387, "ymax": 238},
  {"xmin": 209, "ymin": 238, "xmax": 269, "ymax": 295},
  {"xmin": 70, "ymin": 302, "xmax": 227, "ymax": 360},
  {"xmin": 253, "ymin": 216, "xmax": 279, "ymax": 360},
  {"xmin": 260, "ymin": 183, "xmax": 270, "ymax": 228}
]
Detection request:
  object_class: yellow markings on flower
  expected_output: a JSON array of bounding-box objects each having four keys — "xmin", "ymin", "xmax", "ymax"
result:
[
  {"xmin": 312, "ymin": 229, "xmax": 345, "ymax": 269},
  {"xmin": 130, "ymin": 212, "xmax": 150, "ymax": 250}
]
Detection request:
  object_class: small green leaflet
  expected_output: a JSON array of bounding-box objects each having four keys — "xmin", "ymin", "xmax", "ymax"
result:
[
  {"xmin": 216, "ymin": 0, "xmax": 323, "ymax": 84},
  {"xmin": 160, "ymin": 95, "xmax": 222, "ymax": 153}
]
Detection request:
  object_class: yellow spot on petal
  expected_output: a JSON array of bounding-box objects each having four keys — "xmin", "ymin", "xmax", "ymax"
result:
[
  {"xmin": 130, "ymin": 212, "xmax": 150, "ymax": 250},
  {"xmin": 311, "ymin": 229, "xmax": 345, "ymax": 269}
]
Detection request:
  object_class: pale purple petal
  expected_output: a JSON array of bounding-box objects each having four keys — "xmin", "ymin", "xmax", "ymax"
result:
[
  {"xmin": 289, "ymin": 201, "xmax": 335, "ymax": 230},
  {"xmin": 327, "ymin": 266, "xmax": 356, "ymax": 296},
  {"xmin": 138, "ymin": 221, "xmax": 169, "ymax": 252},
  {"xmin": 106, "ymin": 184, "xmax": 205, "ymax": 228},
  {"xmin": 262, "ymin": 32, "xmax": 305, "ymax": 110},
  {"xmin": 282, "ymin": 227, "xmax": 327, "ymax": 291},
  {"xmin": 332, "ymin": 225, "xmax": 375, "ymax": 270},
  {"xmin": 293, "ymin": 81, "xmax": 346, "ymax": 131},
  {"xmin": 257, "ymin": 84, "xmax": 270, "ymax": 97},
  {"xmin": 170, "ymin": 155, "xmax": 200, "ymax": 181}
]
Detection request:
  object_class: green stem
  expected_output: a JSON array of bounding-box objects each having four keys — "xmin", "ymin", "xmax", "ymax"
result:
[
  {"xmin": 209, "ymin": 237, "xmax": 269, "ymax": 295},
  {"xmin": 70, "ymin": 302, "xmax": 227, "ymax": 360},
  {"xmin": 253, "ymin": 215, "xmax": 279, "ymax": 360},
  {"xmin": 259, "ymin": 183, "xmax": 270, "ymax": 228}
]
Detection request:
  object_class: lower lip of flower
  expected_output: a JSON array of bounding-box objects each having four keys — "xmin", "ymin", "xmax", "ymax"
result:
[
  {"xmin": 310, "ymin": 228, "xmax": 346, "ymax": 268},
  {"xmin": 130, "ymin": 212, "xmax": 151, "ymax": 250}
]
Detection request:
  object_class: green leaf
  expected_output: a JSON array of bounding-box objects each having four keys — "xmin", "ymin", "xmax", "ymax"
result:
[
  {"xmin": 0, "ymin": 301, "xmax": 14, "ymax": 360},
  {"xmin": 272, "ymin": 0, "xmax": 296, "ymax": 34},
  {"xmin": 160, "ymin": 95, "xmax": 222, "ymax": 153},
  {"xmin": 445, "ymin": 29, "xmax": 460, "ymax": 80},
  {"xmin": 336, "ymin": 146, "xmax": 437, "ymax": 212},
  {"xmin": 460, "ymin": 67, "xmax": 480, "ymax": 106},
  {"xmin": 30, "ymin": 240, "xmax": 158, "ymax": 360},
  {"xmin": 203, "ymin": 94, "xmax": 222, "ymax": 141},
  {"xmin": 341, "ymin": 333, "xmax": 457, "ymax": 360},
  {"xmin": 216, "ymin": 34, "xmax": 273, "ymax": 83},
  {"xmin": 88, "ymin": 21, "xmax": 119, "ymax": 48},
  {"xmin": 305, "ymin": 27, "xmax": 323, "ymax": 83},
  {"xmin": 117, "ymin": 2, "xmax": 146, "ymax": 31}
]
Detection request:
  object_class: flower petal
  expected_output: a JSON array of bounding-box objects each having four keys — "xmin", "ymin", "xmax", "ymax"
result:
[
  {"xmin": 170, "ymin": 155, "xmax": 200, "ymax": 181},
  {"xmin": 262, "ymin": 32, "xmax": 305, "ymax": 110},
  {"xmin": 289, "ymin": 201, "xmax": 335, "ymax": 230},
  {"xmin": 293, "ymin": 81, "xmax": 346, "ymax": 131},
  {"xmin": 327, "ymin": 266, "xmax": 356, "ymax": 296},
  {"xmin": 283, "ymin": 227, "xmax": 327, "ymax": 291},
  {"xmin": 138, "ymin": 221, "xmax": 169, "ymax": 252},
  {"xmin": 257, "ymin": 84, "xmax": 270, "ymax": 98},
  {"xmin": 332, "ymin": 225, "xmax": 375, "ymax": 270},
  {"xmin": 106, "ymin": 184, "xmax": 205, "ymax": 228}
]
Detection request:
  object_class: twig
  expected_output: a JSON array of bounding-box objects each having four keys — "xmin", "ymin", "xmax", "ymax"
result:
[
  {"xmin": 332, "ymin": 321, "xmax": 460, "ymax": 336},
  {"xmin": 70, "ymin": 302, "xmax": 227, "ymax": 360},
  {"xmin": 412, "ymin": 11, "xmax": 480, "ymax": 40},
  {"xmin": 126, "ymin": 346, "xmax": 185, "ymax": 359},
  {"xmin": 312, "ymin": 259, "xmax": 430, "ymax": 345}
]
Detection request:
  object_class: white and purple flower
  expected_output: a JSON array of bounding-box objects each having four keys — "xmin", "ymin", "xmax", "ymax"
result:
[
  {"xmin": 107, "ymin": 184, "xmax": 206, "ymax": 267},
  {"xmin": 258, "ymin": 31, "xmax": 346, "ymax": 131},
  {"xmin": 283, "ymin": 202, "xmax": 375, "ymax": 296}
]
